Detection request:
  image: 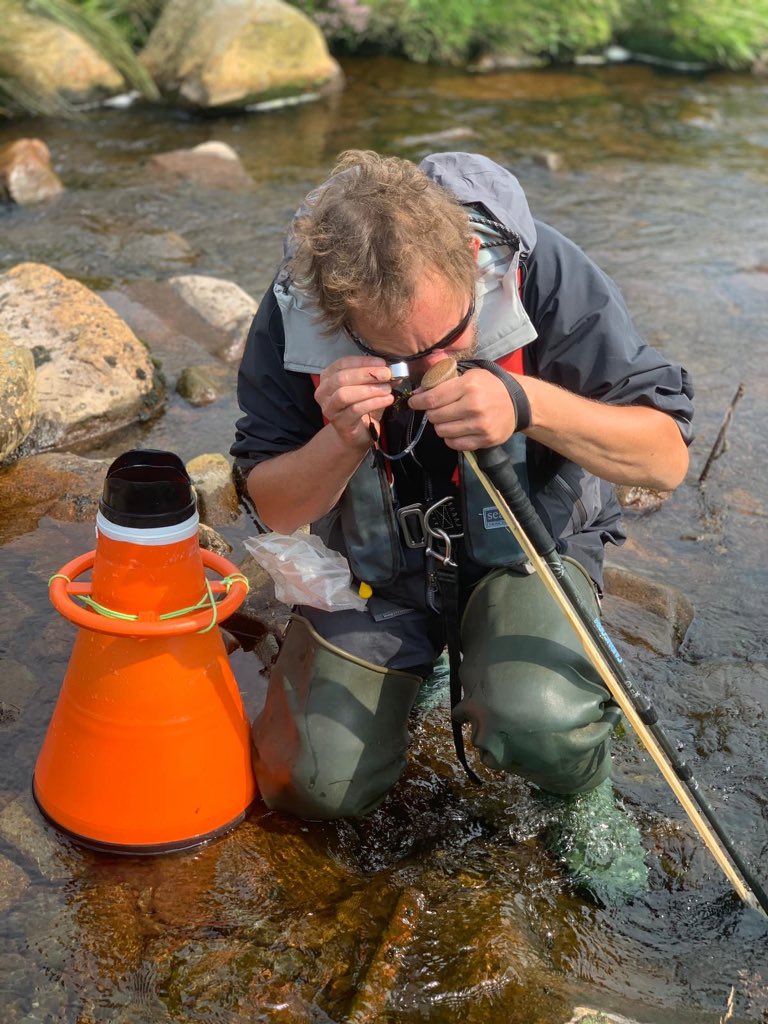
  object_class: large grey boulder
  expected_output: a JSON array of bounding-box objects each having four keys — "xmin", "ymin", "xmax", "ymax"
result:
[
  {"xmin": 0, "ymin": 263, "xmax": 164, "ymax": 454},
  {"xmin": 1, "ymin": 3, "xmax": 124, "ymax": 109},
  {"xmin": 140, "ymin": 0, "xmax": 344, "ymax": 110},
  {"xmin": 167, "ymin": 273, "xmax": 258, "ymax": 361},
  {"xmin": 0, "ymin": 333, "xmax": 36, "ymax": 461}
]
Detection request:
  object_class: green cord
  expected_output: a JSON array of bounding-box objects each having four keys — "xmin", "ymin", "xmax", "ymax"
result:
[{"xmin": 49, "ymin": 572, "xmax": 249, "ymax": 633}]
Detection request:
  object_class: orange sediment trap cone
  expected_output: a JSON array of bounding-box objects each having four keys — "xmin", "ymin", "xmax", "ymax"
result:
[{"xmin": 34, "ymin": 449, "xmax": 257, "ymax": 854}]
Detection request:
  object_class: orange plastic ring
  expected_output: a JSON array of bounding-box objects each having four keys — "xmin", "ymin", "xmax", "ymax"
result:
[{"xmin": 48, "ymin": 549, "xmax": 249, "ymax": 637}]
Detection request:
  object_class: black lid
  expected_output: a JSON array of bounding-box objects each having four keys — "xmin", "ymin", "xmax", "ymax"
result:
[{"xmin": 99, "ymin": 450, "xmax": 197, "ymax": 529}]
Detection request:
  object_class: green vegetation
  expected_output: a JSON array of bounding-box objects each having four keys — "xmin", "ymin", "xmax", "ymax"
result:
[
  {"xmin": 294, "ymin": 0, "xmax": 768, "ymax": 68},
  {"xmin": 294, "ymin": 0, "xmax": 623, "ymax": 65},
  {"xmin": 618, "ymin": 0, "xmax": 768, "ymax": 68},
  {"xmin": 1, "ymin": 0, "xmax": 767, "ymax": 119}
]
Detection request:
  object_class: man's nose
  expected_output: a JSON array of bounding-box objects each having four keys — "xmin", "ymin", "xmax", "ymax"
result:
[{"xmin": 419, "ymin": 351, "xmax": 451, "ymax": 370}]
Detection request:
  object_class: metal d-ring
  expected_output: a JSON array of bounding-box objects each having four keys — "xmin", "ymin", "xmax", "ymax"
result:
[{"xmin": 426, "ymin": 526, "xmax": 457, "ymax": 568}]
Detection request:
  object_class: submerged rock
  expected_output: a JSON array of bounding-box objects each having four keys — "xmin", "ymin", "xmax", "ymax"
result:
[
  {"xmin": 0, "ymin": 451, "xmax": 109, "ymax": 541},
  {"xmin": 0, "ymin": 263, "xmax": 164, "ymax": 454},
  {"xmin": 140, "ymin": 0, "xmax": 343, "ymax": 110},
  {"xmin": 0, "ymin": 852, "xmax": 30, "ymax": 913},
  {"xmin": 0, "ymin": 138, "xmax": 64, "ymax": 204},
  {"xmin": 175, "ymin": 364, "xmax": 225, "ymax": 406},
  {"xmin": 99, "ymin": 279, "xmax": 233, "ymax": 387},
  {"xmin": 148, "ymin": 142, "xmax": 256, "ymax": 190},
  {"xmin": 0, "ymin": 794, "xmax": 74, "ymax": 882},
  {"xmin": 602, "ymin": 564, "xmax": 694, "ymax": 656}
]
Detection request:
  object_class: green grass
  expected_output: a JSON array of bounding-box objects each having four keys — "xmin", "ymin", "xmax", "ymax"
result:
[{"xmin": 2, "ymin": 0, "xmax": 767, "ymax": 119}]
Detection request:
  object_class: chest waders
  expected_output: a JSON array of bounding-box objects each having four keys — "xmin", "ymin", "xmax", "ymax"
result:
[
  {"xmin": 419, "ymin": 357, "xmax": 610, "ymax": 789},
  {"xmin": 259, "ymin": 201, "xmax": 618, "ymax": 809},
  {"xmin": 390, "ymin": 353, "xmax": 533, "ymax": 784}
]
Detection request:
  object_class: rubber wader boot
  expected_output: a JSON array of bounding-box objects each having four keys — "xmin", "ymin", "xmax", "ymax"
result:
[
  {"xmin": 252, "ymin": 614, "xmax": 422, "ymax": 820},
  {"xmin": 455, "ymin": 558, "xmax": 620, "ymax": 794},
  {"xmin": 542, "ymin": 777, "xmax": 649, "ymax": 904}
]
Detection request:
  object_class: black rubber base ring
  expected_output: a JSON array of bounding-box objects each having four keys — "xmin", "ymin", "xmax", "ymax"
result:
[{"xmin": 31, "ymin": 780, "xmax": 256, "ymax": 856}]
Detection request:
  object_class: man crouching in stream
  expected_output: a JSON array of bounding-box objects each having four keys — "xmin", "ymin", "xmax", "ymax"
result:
[{"xmin": 231, "ymin": 149, "xmax": 694, "ymax": 896}]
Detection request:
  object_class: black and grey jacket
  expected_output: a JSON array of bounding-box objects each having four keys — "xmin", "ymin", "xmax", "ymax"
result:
[{"xmin": 232, "ymin": 152, "xmax": 695, "ymax": 591}]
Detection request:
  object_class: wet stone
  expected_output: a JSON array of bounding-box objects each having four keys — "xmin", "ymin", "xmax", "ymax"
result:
[
  {"xmin": 198, "ymin": 521, "xmax": 233, "ymax": 556},
  {"xmin": 615, "ymin": 483, "xmax": 672, "ymax": 513},
  {"xmin": 533, "ymin": 150, "xmax": 566, "ymax": 172},
  {"xmin": 147, "ymin": 147, "xmax": 256, "ymax": 190},
  {"xmin": 0, "ymin": 852, "xmax": 30, "ymax": 912},
  {"xmin": 167, "ymin": 273, "xmax": 257, "ymax": 360},
  {"xmin": 175, "ymin": 365, "xmax": 221, "ymax": 406},
  {"xmin": 0, "ymin": 139, "xmax": 65, "ymax": 206},
  {"xmin": 602, "ymin": 564, "xmax": 694, "ymax": 657},
  {"xmin": 566, "ymin": 1010, "xmax": 647, "ymax": 1024},
  {"xmin": 73, "ymin": 881, "xmax": 145, "ymax": 977},
  {"xmin": 99, "ymin": 281, "xmax": 223, "ymax": 385},
  {"xmin": 0, "ymin": 794, "xmax": 76, "ymax": 881},
  {"xmin": 186, "ymin": 452, "xmax": 239, "ymax": 525},
  {"xmin": 0, "ymin": 452, "xmax": 109, "ymax": 544}
]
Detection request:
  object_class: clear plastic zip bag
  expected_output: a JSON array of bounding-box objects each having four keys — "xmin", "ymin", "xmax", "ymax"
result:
[{"xmin": 244, "ymin": 531, "xmax": 368, "ymax": 611}]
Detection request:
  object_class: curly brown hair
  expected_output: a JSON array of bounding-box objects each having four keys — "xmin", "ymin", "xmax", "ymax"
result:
[{"xmin": 289, "ymin": 150, "xmax": 476, "ymax": 334}]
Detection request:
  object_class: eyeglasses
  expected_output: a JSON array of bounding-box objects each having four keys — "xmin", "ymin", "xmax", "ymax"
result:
[{"xmin": 343, "ymin": 294, "xmax": 476, "ymax": 364}]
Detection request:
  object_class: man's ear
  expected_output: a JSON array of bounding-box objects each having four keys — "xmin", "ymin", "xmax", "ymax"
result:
[{"xmin": 470, "ymin": 235, "xmax": 481, "ymax": 260}]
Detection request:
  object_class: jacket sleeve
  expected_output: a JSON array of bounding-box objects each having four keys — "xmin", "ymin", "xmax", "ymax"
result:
[
  {"xmin": 230, "ymin": 284, "xmax": 322, "ymax": 478},
  {"xmin": 522, "ymin": 221, "xmax": 695, "ymax": 444}
]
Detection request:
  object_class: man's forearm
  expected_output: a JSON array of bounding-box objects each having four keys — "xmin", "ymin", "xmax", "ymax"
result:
[
  {"xmin": 246, "ymin": 424, "xmax": 370, "ymax": 533},
  {"xmin": 521, "ymin": 376, "xmax": 689, "ymax": 490}
]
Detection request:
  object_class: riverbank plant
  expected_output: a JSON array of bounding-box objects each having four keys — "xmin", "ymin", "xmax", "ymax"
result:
[
  {"xmin": 293, "ymin": 0, "xmax": 768, "ymax": 68},
  {"xmin": 618, "ymin": 0, "xmax": 768, "ymax": 69},
  {"xmin": 292, "ymin": 0, "xmax": 621, "ymax": 64},
  {"xmin": 2, "ymin": 0, "xmax": 767, "ymax": 119}
]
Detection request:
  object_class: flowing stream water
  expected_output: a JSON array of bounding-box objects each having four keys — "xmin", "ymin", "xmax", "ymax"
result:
[{"xmin": 1, "ymin": 57, "xmax": 767, "ymax": 1023}]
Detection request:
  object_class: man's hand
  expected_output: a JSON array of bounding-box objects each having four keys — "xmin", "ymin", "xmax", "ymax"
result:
[
  {"xmin": 314, "ymin": 356, "xmax": 396, "ymax": 449},
  {"xmin": 408, "ymin": 367, "xmax": 517, "ymax": 450}
]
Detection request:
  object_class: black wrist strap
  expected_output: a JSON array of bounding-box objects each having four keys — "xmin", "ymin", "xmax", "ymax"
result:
[
  {"xmin": 459, "ymin": 359, "xmax": 532, "ymax": 432},
  {"xmin": 500, "ymin": 373, "xmax": 531, "ymax": 432}
]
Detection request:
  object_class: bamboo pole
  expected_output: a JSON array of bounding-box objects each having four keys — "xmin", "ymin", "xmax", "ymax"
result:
[{"xmin": 464, "ymin": 449, "xmax": 761, "ymax": 914}]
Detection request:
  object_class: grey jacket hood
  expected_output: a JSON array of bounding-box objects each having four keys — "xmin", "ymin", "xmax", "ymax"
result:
[{"xmin": 419, "ymin": 152, "xmax": 537, "ymax": 258}]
